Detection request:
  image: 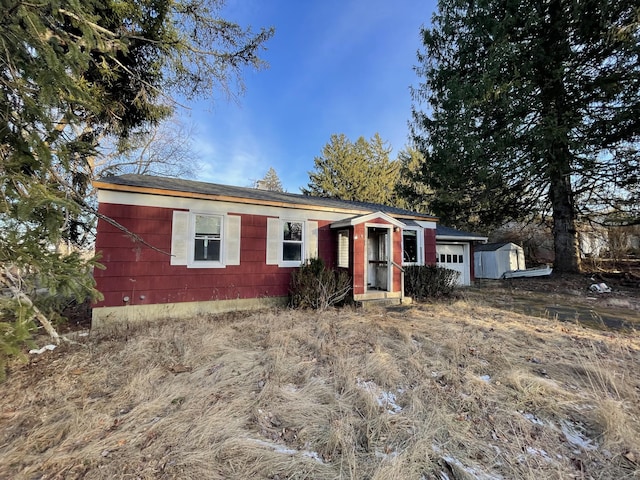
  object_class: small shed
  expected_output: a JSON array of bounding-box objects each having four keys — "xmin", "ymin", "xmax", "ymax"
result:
[{"xmin": 474, "ymin": 242, "xmax": 525, "ymax": 279}]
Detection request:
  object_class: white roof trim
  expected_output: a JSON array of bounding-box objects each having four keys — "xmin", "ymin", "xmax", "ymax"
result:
[
  {"xmin": 437, "ymin": 235, "xmax": 488, "ymax": 242},
  {"xmin": 330, "ymin": 211, "xmax": 406, "ymax": 229}
]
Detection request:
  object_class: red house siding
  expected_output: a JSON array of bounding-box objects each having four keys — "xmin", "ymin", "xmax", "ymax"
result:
[
  {"xmin": 424, "ymin": 228, "xmax": 437, "ymax": 265},
  {"xmin": 392, "ymin": 228, "xmax": 403, "ymax": 292},
  {"xmin": 317, "ymin": 222, "xmax": 336, "ymax": 269},
  {"xmin": 352, "ymin": 224, "xmax": 366, "ymax": 295},
  {"xmin": 94, "ymin": 204, "xmax": 337, "ymax": 308}
]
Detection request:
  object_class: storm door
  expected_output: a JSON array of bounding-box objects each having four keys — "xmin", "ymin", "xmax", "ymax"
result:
[{"xmin": 367, "ymin": 227, "xmax": 390, "ymax": 291}]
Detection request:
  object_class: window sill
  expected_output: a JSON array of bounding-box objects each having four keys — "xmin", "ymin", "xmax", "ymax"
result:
[{"xmin": 187, "ymin": 262, "xmax": 226, "ymax": 269}]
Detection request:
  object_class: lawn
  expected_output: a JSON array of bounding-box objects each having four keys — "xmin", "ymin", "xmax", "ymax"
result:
[{"xmin": 1, "ymin": 292, "xmax": 639, "ymax": 479}]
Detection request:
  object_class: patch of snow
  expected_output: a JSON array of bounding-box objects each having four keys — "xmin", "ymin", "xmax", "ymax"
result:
[
  {"xmin": 250, "ymin": 439, "xmax": 325, "ymax": 464},
  {"xmin": 302, "ymin": 450, "xmax": 323, "ymax": 462},
  {"xmin": 29, "ymin": 344, "xmax": 56, "ymax": 355},
  {"xmin": 524, "ymin": 446, "xmax": 552, "ymax": 462},
  {"xmin": 521, "ymin": 412, "xmax": 545, "ymax": 426},
  {"xmin": 519, "ymin": 413, "xmax": 597, "ymax": 454},
  {"xmin": 375, "ymin": 449, "xmax": 400, "ymax": 461},
  {"xmin": 560, "ymin": 420, "xmax": 596, "ymax": 451},
  {"xmin": 356, "ymin": 378, "xmax": 403, "ymax": 414}
]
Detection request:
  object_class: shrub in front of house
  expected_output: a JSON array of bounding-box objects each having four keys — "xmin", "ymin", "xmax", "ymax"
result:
[
  {"xmin": 404, "ymin": 265, "xmax": 459, "ymax": 300},
  {"xmin": 289, "ymin": 258, "xmax": 351, "ymax": 310}
]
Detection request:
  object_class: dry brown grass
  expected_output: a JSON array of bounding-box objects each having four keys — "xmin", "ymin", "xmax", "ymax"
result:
[{"xmin": 1, "ymin": 298, "xmax": 639, "ymax": 479}]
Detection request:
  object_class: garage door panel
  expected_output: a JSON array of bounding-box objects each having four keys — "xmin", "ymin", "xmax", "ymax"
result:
[{"xmin": 436, "ymin": 244, "xmax": 468, "ymax": 285}]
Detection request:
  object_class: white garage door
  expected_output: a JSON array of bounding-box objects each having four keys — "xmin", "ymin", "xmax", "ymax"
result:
[{"xmin": 436, "ymin": 244, "xmax": 469, "ymax": 285}]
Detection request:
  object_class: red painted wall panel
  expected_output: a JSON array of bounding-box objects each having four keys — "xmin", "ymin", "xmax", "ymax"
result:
[
  {"xmin": 316, "ymin": 220, "xmax": 335, "ymax": 269},
  {"xmin": 424, "ymin": 229, "xmax": 437, "ymax": 265},
  {"xmin": 95, "ymin": 205, "xmax": 333, "ymax": 308},
  {"xmin": 392, "ymin": 229, "xmax": 402, "ymax": 291},
  {"xmin": 352, "ymin": 224, "xmax": 366, "ymax": 295},
  {"xmin": 95, "ymin": 202, "xmax": 437, "ymax": 307}
]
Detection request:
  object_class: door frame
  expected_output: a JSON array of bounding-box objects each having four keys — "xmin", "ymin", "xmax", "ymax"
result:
[{"xmin": 365, "ymin": 223, "xmax": 393, "ymax": 293}]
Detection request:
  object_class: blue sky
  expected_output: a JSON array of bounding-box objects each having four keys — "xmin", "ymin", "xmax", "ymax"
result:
[{"xmin": 183, "ymin": 0, "xmax": 437, "ymax": 192}]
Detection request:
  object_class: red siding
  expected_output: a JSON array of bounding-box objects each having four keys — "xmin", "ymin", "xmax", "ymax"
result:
[
  {"xmin": 392, "ymin": 228, "xmax": 402, "ymax": 292},
  {"xmin": 424, "ymin": 228, "xmax": 437, "ymax": 265},
  {"xmin": 352, "ymin": 224, "xmax": 366, "ymax": 295},
  {"xmin": 94, "ymin": 205, "xmax": 324, "ymax": 308},
  {"xmin": 317, "ymin": 221, "xmax": 336, "ymax": 269}
]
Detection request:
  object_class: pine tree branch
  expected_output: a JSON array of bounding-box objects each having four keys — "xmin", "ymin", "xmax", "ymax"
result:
[{"xmin": 78, "ymin": 200, "xmax": 173, "ymax": 258}]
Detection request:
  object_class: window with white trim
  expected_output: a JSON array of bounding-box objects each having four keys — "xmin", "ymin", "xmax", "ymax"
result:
[
  {"xmin": 402, "ymin": 227, "xmax": 424, "ymax": 265},
  {"xmin": 170, "ymin": 211, "xmax": 241, "ymax": 268},
  {"xmin": 337, "ymin": 230, "xmax": 349, "ymax": 268},
  {"xmin": 266, "ymin": 218, "xmax": 318, "ymax": 267},
  {"xmin": 193, "ymin": 214, "xmax": 222, "ymax": 263},
  {"xmin": 282, "ymin": 221, "xmax": 303, "ymax": 262}
]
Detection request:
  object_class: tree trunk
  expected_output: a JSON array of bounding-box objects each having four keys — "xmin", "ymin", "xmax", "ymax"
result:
[
  {"xmin": 2, "ymin": 268, "xmax": 61, "ymax": 344},
  {"xmin": 549, "ymin": 169, "xmax": 581, "ymax": 273},
  {"xmin": 539, "ymin": 0, "xmax": 581, "ymax": 274}
]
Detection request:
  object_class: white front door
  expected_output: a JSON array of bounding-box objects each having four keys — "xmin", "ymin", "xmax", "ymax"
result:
[{"xmin": 436, "ymin": 243, "xmax": 469, "ymax": 285}]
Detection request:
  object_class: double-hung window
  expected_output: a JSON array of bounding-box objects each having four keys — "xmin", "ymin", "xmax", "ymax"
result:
[
  {"xmin": 282, "ymin": 221, "xmax": 303, "ymax": 262},
  {"xmin": 266, "ymin": 218, "xmax": 318, "ymax": 267},
  {"xmin": 193, "ymin": 214, "xmax": 222, "ymax": 263},
  {"xmin": 171, "ymin": 211, "xmax": 241, "ymax": 268}
]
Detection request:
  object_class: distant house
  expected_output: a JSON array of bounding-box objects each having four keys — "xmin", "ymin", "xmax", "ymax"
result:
[
  {"xmin": 92, "ymin": 175, "xmax": 487, "ymax": 325},
  {"xmin": 474, "ymin": 242, "xmax": 526, "ymax": 279}
]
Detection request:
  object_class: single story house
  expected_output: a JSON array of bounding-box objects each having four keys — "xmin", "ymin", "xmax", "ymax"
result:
[
  {"xmin": 92, "ymin": 174, "xmax": 487, "ymax": 325},
  {"xmin": 474, "ymin": 242, "xmax": 526, "ymax": 279}
]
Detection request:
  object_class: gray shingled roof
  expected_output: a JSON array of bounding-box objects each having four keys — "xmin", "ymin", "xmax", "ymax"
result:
[
  {"xmin": 474, "ymin": 242, "xmax": 519, "ymax": 252},
  {"xmin": 96, "ymin": 174, "xmax": 437, "ymax": 220},
  {"xmin": 436, "ymin": 225, "xmax": 487, "ymax": 240}
]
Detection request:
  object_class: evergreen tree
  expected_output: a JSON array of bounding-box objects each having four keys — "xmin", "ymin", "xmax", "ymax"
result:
[
  {"xmin": 0, "ymin": 0, "xmax": 273, "ymax": 374},
  {"xmin": 394, "ymin": 147, "xmax": 432, "ymax": 213},
  {"xmin": 411, "ymin": 0, "xmax": 640, "ymax": 272},
  {"xmin": 302, "ymin": 133, "xmax": 401, "ymax": 206},
  {"xmin": 255, "ymin": 167, "xmax": 284, "ymax": 192}
]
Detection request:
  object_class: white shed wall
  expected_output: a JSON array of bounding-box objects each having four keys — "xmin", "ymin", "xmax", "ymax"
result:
[{"xmin": 474, "ymin": 244, "xmax": 525, "ymax": 279}]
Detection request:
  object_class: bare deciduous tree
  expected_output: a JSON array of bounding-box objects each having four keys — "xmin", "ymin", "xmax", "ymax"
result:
[{"xmin": 97, "ymin": 117, "xmax": 201, "ymax": 179}]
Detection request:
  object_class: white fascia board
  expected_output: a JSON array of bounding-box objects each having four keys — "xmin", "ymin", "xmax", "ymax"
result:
[
  {"xmin": 330, "ymin": 211, "xmax": 406, "ymax": 229},
  {"xmin": 415, "ymin": 220, "xmax": 437, "ymax": 229},
  {"xmin": 436, "ymin": 235, "xmax": 488, "ymax": 242}
]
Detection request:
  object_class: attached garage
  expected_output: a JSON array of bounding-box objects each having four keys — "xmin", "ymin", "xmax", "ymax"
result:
[
  {"xmin": 436, "ymin": 226, "xmax": 488, "ymax": 286},
  {"xmin": 474, "ymin": 242, "xmax": 526, "ymax": 279},
  {"xmin": 436, "ymin": 244, "xmax": 468, "ymax": 285}
]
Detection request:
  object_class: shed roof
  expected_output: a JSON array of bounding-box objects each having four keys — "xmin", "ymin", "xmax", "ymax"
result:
[{"xmin": 95, "ymin": 174, "xmax": 438, "ymax": 221}]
